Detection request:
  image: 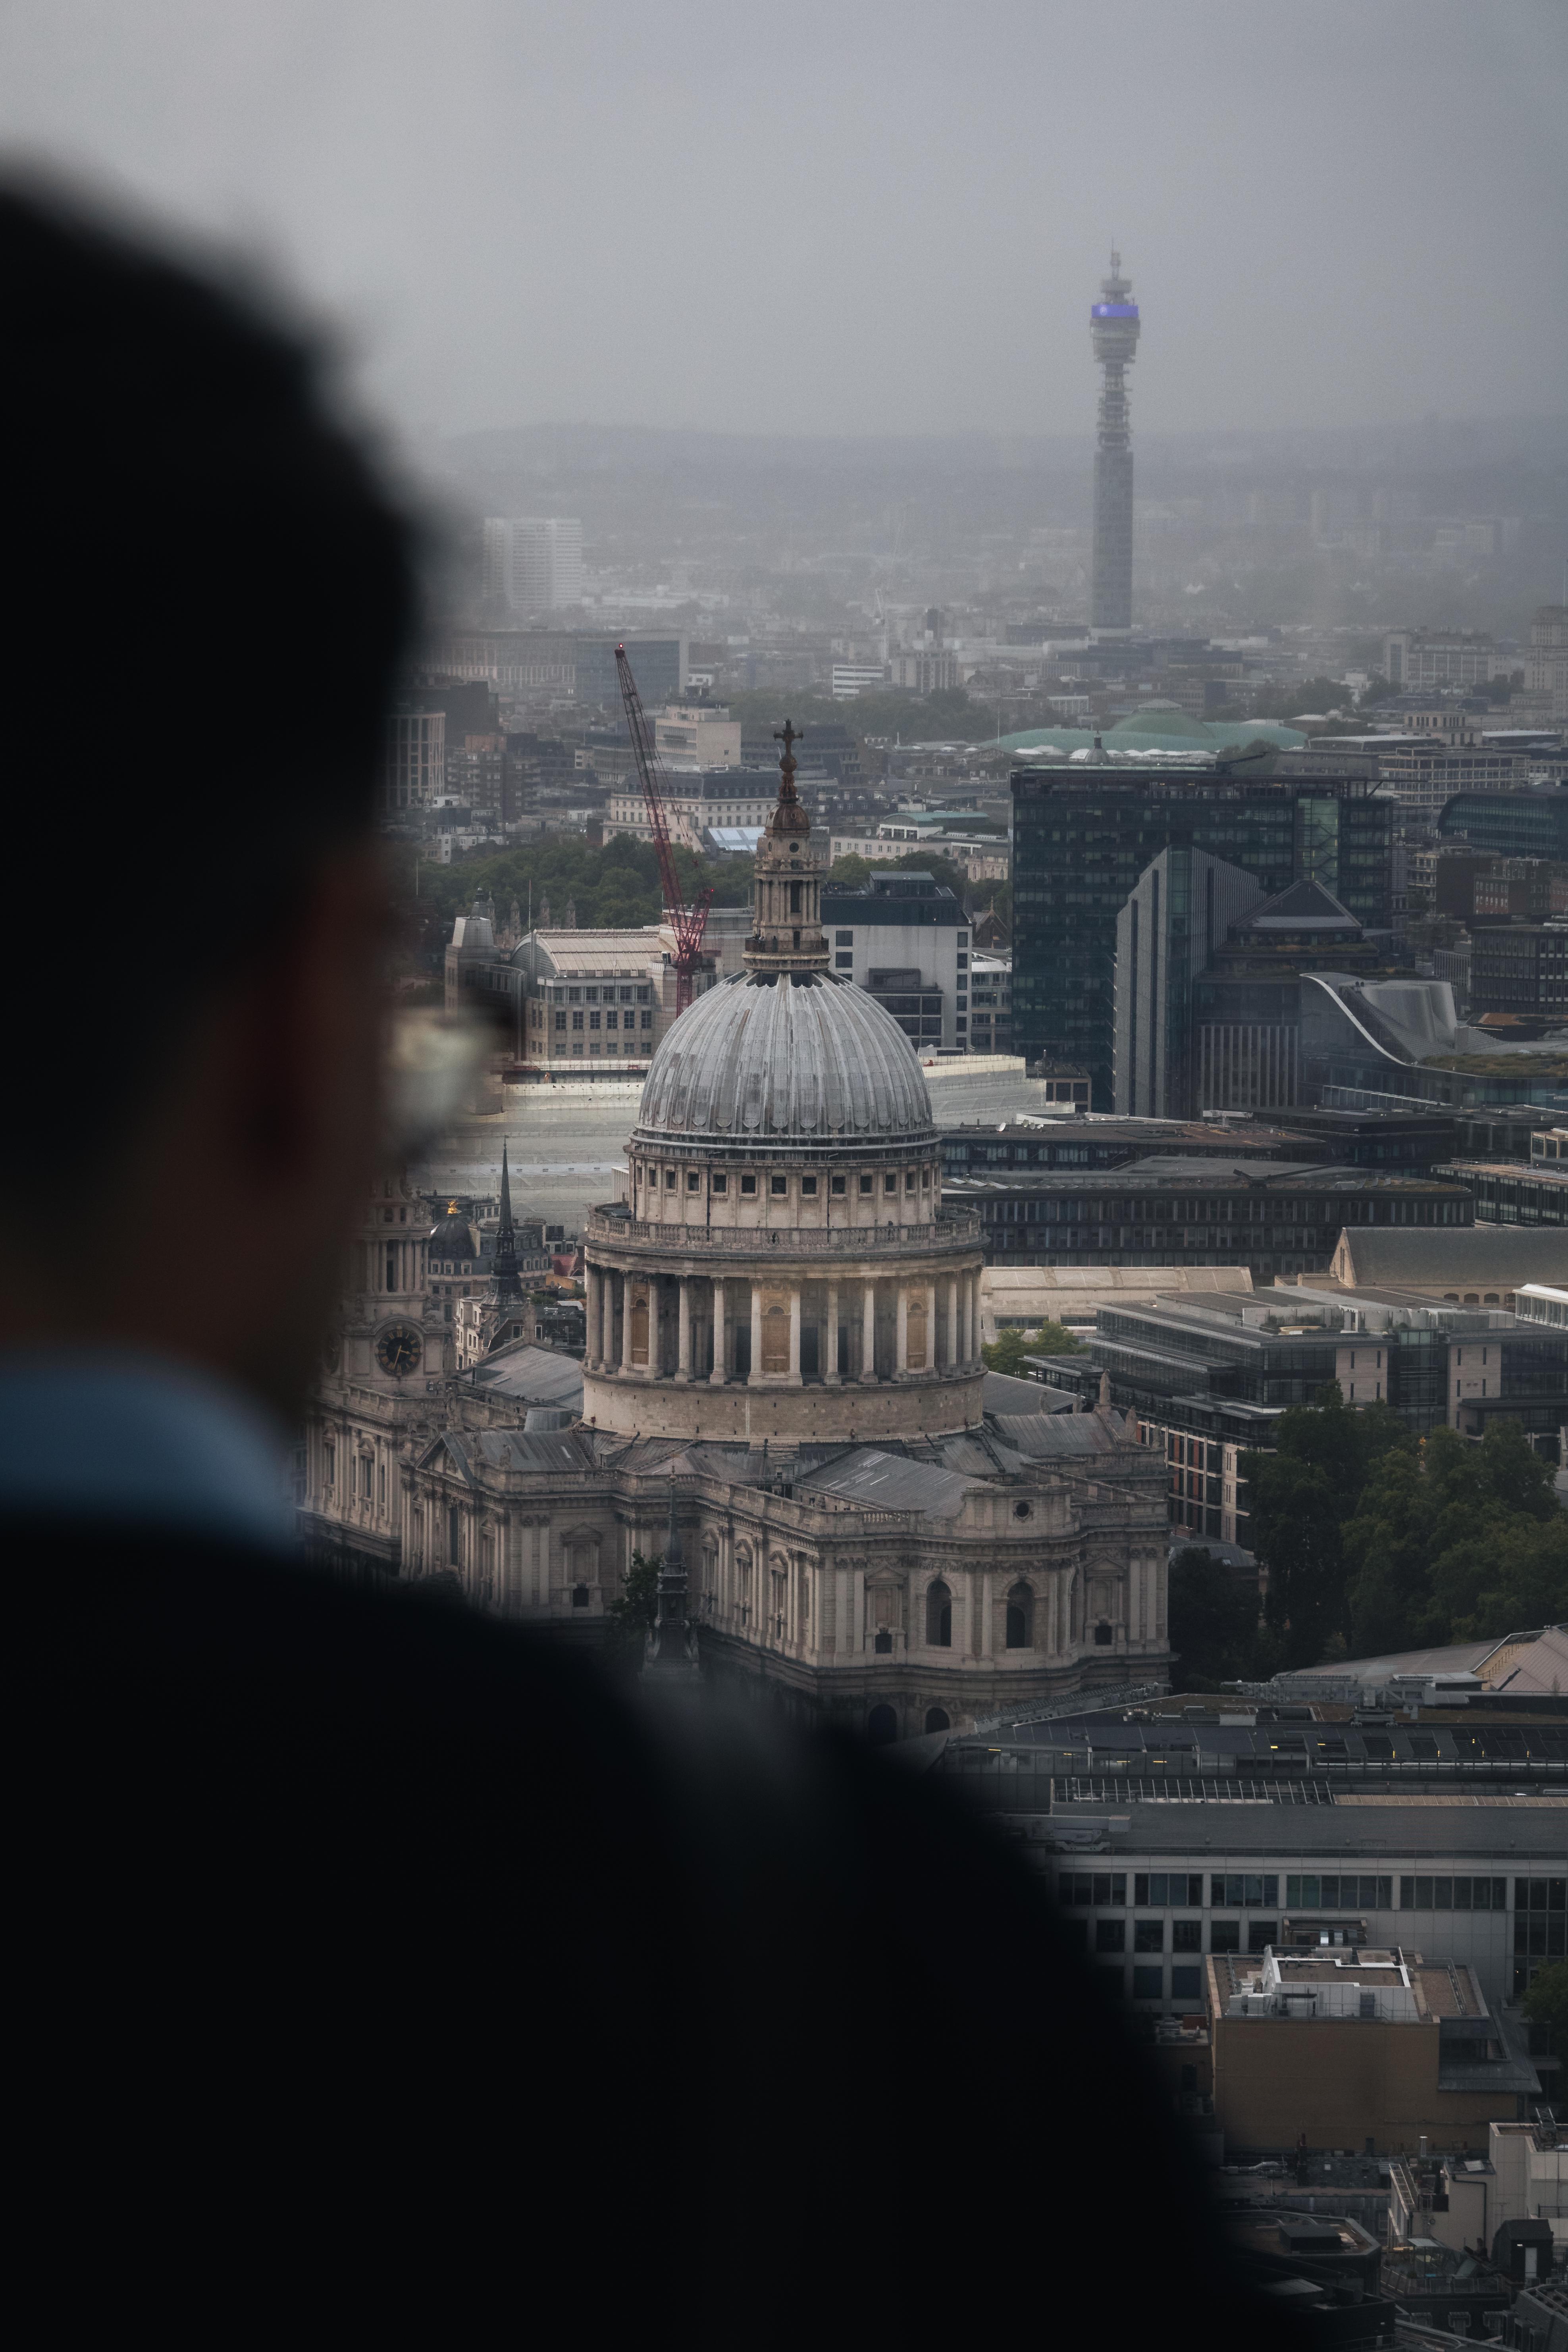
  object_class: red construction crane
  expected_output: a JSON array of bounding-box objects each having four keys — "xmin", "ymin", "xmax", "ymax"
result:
[{"xmin": 615, "ymin": 643, "xmax": 714, "ymax": 1016}]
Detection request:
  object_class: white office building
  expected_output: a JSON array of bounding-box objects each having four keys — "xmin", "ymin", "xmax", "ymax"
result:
[{"xmin": 822, "ymin": 869, "xmax": 971, "ymax": 1053}]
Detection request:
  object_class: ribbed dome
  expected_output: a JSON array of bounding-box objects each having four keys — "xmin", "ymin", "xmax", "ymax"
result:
[
  {"xmin": 634, "ymin": 971, "xmax": 935, "ymax": 1148},
  {"xmin": 428, "ymin": 1207, "xmax": 478, "ymax": 1258}
]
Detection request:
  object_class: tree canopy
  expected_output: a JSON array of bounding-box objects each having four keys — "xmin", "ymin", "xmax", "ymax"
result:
[
  {"xmin": 1523, "ymin": 1959, "xmax": 1568, "ymax": 2053},
  {"xmin": 604, "ymin": 1548, "xmax": 661, "ymax": 1672},
  {"xmin": 1242, "ymin": 1385, "xmax": 1410, "ymax": 1668},
  {"xmin": 828, "ymin": 846, "xmax": 988, "ymax": 914},
  {"xmin": 981, "ymin": 1325, "xmax": 1087, "ymax": 1375},
  {"xmin": 393, "ymin": 835, "xmax": 751, "ymax": 972},
  {"xmin": 1342, "ymin": 1420, "xmax": 1563, "ymax": 1654},
  {"xmin": 1167, "ymin": 1547, "xmax": 1279, "ymax": 1692},
  {"xmin": 1242, "ymin": 1389, "xmax": 1568, "ymax": 1670}
]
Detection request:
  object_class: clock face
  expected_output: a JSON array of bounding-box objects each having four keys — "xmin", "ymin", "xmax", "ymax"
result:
[{"xmin": 376, "ymin": 1323, "xmax": 423, "ymax": 1379}]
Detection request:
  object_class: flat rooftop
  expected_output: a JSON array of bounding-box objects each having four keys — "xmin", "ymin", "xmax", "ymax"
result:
[{"xmin": 1043, "ymin": 1802, "xmax": 1566, "ymax": 1862}]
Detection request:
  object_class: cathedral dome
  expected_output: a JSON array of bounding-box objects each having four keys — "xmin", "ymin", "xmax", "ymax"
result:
[
  {"xmin": 632, "ymin": 969, "xmax": 935, "ymax": 1150},
  {"xmin": 428, "ymin": 1204, "xmax": 478, "ymax": 1259}
]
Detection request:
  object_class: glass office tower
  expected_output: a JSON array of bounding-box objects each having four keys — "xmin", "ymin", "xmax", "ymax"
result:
[{"xmin": 1011, "ymin": 764, "xmax": 1392, "ymax": 1108}]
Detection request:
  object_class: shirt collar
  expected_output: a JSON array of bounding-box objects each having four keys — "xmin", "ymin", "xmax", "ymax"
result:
[{"xmin": 0, "ymin": 1350, "xmax": 293, "ymax": 1554}]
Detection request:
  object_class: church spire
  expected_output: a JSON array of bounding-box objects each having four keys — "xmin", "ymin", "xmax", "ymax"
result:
[{"xmin": 491, "ymin": 1140, "xmax": 522, "ymax": 1302}]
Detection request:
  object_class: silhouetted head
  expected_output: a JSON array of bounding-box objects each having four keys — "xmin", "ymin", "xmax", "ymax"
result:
[{"xmin": 1, "ymin": 181, "xmax": 418, "ymax": 1404}]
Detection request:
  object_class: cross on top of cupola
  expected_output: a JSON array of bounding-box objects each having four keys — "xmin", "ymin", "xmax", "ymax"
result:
[{"xmin": 745, "ymin": 716, "xmax": 828, "ymax": 975}]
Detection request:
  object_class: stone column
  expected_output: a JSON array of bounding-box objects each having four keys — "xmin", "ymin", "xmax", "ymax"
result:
[
  {"xmin": 677, "ymin": 1277, "xmax": 692, "ymax": 1381},
  {"xmin": 824, "ymin": 1280, "xmax": 840, "ymax": 1384},
  {"xmin": 709, "ymin": 1276, "xmax": 727, "ymax": 1384},
  {"xmin": 963, "ymin": 1272, "xmax": 977, "ymax": 1365},
  {"xmin": 749, "ymin": 1283, "xmax": 763, "ymax": 1386},
  {"xmin": 925, "ymin": 1281, "xmax": 937, "ymax": 1370},
  {"xmin": 788, "ymin": 1285, "xmax": 801, "ymax": 1383},
  {"xmin": 587, "ymin": 1267, "xmax": 603, "ymax": 1368},
  {"xmin": 945, "ymin": 1275, "xmax": 958, "ymax": 1371},
  {"xmin": 618, "ymin": 1273, "xmax": 634, "ymax": 1374},
  {"xmin": 860, "ymin": 1279, "xmax": 877, "ymax": 1383},
  {"xmin": 973, "ymin": 1568, "xmax": 990, "ymax": 1660},
  {"xmin": 895, "ymin": 1283, "xmax": 909, "ymax": 1377}
]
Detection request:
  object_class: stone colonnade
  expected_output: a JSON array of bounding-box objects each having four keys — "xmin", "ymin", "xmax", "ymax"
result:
[{"xmin": 583, "ymin": 1263, "xmax": 982, "ymax": 1384}]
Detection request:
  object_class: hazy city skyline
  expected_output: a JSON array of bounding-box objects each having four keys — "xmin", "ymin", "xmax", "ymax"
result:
[{"xmin": 1, "ymin": 0, "xmax": 1564, "ymax": 457}]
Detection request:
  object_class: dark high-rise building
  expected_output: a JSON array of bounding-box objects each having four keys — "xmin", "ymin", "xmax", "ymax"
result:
[
  {"xmin": 1011, "ymin": 763, "xmax": 1392, "ymax": 1106},
  {"xmin": 1090, "ymin": 251, "xmax": 1139, "ymax": 639},
  {"xmin": 1113, "ymin": 849, "xmax": 1265, "ymax": 1118},
  {"xmin": 1437, "ymin": 787, "xmax": 1568, "ymax": 863}
]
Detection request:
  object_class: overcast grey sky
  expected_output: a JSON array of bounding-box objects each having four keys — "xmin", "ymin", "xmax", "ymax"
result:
[{"xmin": 2, "ymin": 0, "xmax": 1564, "ymax": 450}]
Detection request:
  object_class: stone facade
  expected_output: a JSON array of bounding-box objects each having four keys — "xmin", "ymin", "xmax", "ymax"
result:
[{"xmin": 297, "ymin": 734, "xmax": 1173, "ymax": 1734}]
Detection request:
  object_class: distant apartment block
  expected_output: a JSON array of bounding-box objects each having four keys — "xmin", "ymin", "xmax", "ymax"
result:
[
  {"xmin": 887, "ymin": 649, "xmax": 960, "ymax": 692},
  {"xmin": 426, "ymin": 630, "xmax": 686, "ymax": 709},
  {"xmin": 652, "ymin": 703, "xmax": 742, "ymax": 772},
  {"xmin": 1374, "ymin": 736, "xmax": 1530, "ymax": 816},
  {"xmin": 383, "ymin": 705, "xmax": 445, "ymax": 814},
  {"xmin": 1526, "ymin": 603, "xmax": 1568, "ymax": 721},
  {"xmin": 830, "ymin": 662, "xmax": 889, "ymax": 699},
  {"xmin": 1383, "ymin": 629, "xmax": 1515, "ymax": 690},
  {"xmin": 607, "ymin": 766, "xmax": 778, "ymax": 849},
  {"xmin": 482, "ymin": 516, "xmax": 584, "ymax": 616}
]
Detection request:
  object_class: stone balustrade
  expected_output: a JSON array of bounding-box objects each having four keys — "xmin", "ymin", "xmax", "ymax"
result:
[{"xmin": 585, "ymin": 1208, "xmax": 982, "ymax": 1255}]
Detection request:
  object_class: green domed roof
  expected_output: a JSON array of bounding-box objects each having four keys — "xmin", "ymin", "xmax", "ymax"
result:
[
  {"xmin": 1107, "ymin": 706, "xmax": 1210, "ymax": 740},
  {"xmin": 996, "ymin": 717, "xmax": 1308, "ymax": 758}
]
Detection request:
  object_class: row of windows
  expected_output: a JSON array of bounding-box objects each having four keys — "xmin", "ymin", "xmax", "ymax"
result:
[
  {"xmin": 549, "ymin": 1042, "xmax": 644, "ymax": 1057},
  {"xmin": 545, "ymin": 984, "xmax": 652, "ymax": 1004},
  {"xmin": 1059, "ymin": 1937, "xmax": 1208, "ymax": 2000},
  {"xmin": 1062, "ymin": 1871, "xmax": 1556, "ymax": 1915},
  {"xmin": 1058, "ymin": 1873, "xmax": 1281, "ymax": 1909},
  {"xmin": 632, "ymin": 1165, "xmax": 936, "ymax": 1200},
  {"xmin": 1397, "ymin": 1876, "xmax": 1514, "ymax": 1910},
  {"xmin": 552, "ymin": 1008, "xmax": 654, "ymax": 1031},
  {"xmin": 830, "ymin": 929, "xmax": 969, "ymax": 947},
  {"xmin": 978, "ymin": 1194, "xmax": 1461, "ymax": 1225},
  {"xmin": 1090, "ymin": 1921, "xmax": 1218, "ymax": 1955}
]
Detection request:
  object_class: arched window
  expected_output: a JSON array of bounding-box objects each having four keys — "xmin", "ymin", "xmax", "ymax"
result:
[
  {"xmin": 926, "ymin": 1578, "xmax": 952, "ymax": 1648},
  {"xmin": 867, "ymin": 1703, "xmax": 898, "ymax": 1746},
  {"xmin": 924, "ymin": 1707, "xmax": 950, "ymax": 1735},
  {"xmin": 1006, "ymin": 1582, "xmax": 1034, "ymax": 1649},
  {"xmin": 448, "ymin": 1506, "xmax": 462, "ymax": 1568}
]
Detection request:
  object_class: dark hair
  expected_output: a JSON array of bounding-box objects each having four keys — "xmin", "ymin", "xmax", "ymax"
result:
[{"xmin": 1, "ymin": 183, "xmax": 418, "ymax": 1126}]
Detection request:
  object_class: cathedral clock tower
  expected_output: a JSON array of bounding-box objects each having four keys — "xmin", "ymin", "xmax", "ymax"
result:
[{"xmin": 301, "ymin": 1167, "xmax": 441, "ymax": 1576}]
